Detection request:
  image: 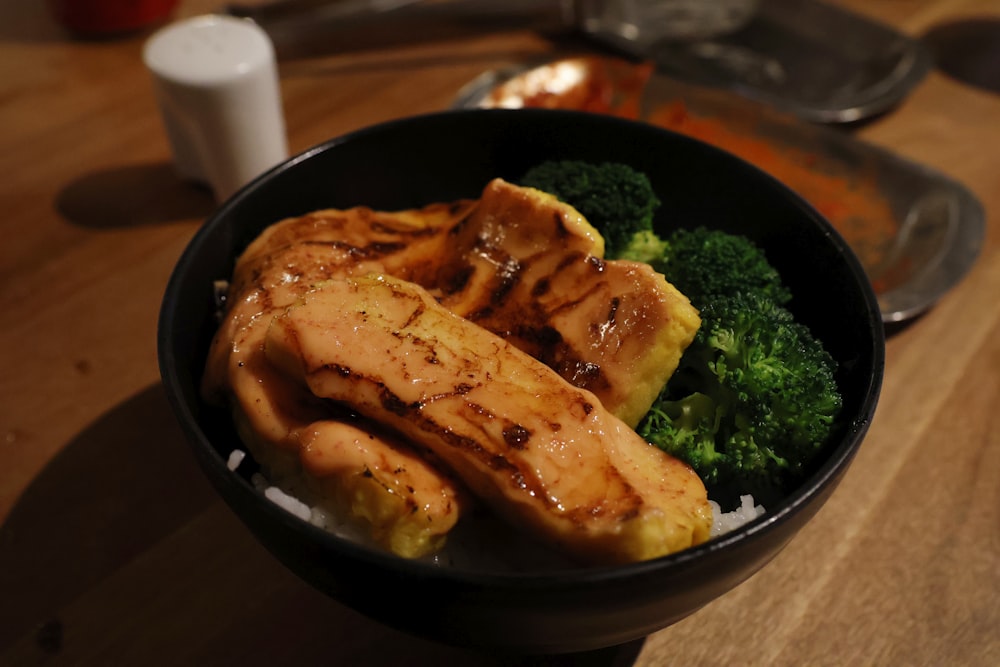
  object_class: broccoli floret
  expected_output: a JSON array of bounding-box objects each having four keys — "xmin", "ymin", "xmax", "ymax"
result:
[
  {"xmin": 659, "ymin": 227, "xmax": 791, "ymax": 308},
  {"xmin": 640, "ymin": 392, "xmax": 727, "ymax": 477},
  {"xmin": 638, "ymin": 292, "xmax": 842, "ymax": 505},
  {"xmin": 617, "ymin": 229, "xmax": 670, "ymax": 265},
  {"xmin": 520, "ymin": 159, "xmax": 842, "ymax": 507},
  {"xmin": 520, "ymin": 160, "xmax": 661, "ymax": 259}
]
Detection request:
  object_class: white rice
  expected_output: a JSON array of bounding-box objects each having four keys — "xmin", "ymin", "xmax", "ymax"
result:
[
  {"xmin": 226, "ymin": 449, "xmax": 246, "ymax": 471},
  {"xmin": 254, "ymin": 474, "xmax": 314, "ymax": 522},
  {"xmin": 240, "ymin": 447, "xmax": 766, "ymax": 567},
  {"xmin": 709, "ymin": 494, "xmax": 766, "ymax": 538}
]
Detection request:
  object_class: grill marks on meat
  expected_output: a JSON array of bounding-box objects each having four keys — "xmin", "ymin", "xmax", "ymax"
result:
[
  {"xmin": 202, "ymin": 178, "xmax": 707, "ymax": 561},
  {"xmin": 436, "ymin": 180, "xmax": 701, "ymax": 428},
  {"xmin": 296, "ymin": 418, "xmax": 466, "ymax": 557},
  {"xmin": 202, "ymin": 203, "xmax": 476, "ymax": 558},
  {"xmin": 264, "ymin": 274, "xmax": 712, "ymax": 564},
  {"xmin": 220, "ymin": 299, "xmax": 466, "ymax": 558}
]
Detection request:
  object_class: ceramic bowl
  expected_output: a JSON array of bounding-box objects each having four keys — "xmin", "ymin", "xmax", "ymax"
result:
[{"xmin": 158, "ymin": 109, "xmax": 884, "ymax": 654}]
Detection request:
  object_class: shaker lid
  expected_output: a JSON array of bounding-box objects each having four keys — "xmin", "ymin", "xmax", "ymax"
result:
[{"xmin": 143, "ymin": 14, "xmax": 275, "ymax": 87}]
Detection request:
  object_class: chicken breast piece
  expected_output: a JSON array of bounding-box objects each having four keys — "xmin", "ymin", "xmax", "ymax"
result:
[
  {"xmin": 203, "ymin": 179, "xmax": 703, "ymax": 560},
  {"xmin": 227, "ymin": 330, "xmax": 464, "ymax": 558},
  {"xmin": 296, "ymin": 418, "xmax": 466, "ymax": 558},
  {"xmin": 437, "ymin": 180, "xmax": 701, "ymax": 427},
  {"xmin": 202, "ymin": 200, "xmax": 475, "ymax": 400},
  {"xmin": 226, "ymin": 371, "xmax": 463, "ymax": 559},
  {"xmin": 208, "ymin": 179, "xmax": 700, "ymax": 428},
  {"xmin": 204, "ymin": 245, "xmax": 468, "ymax": 559},
  {"xmin": 264, "ymin": 274, "xmax": 713, "ymax": 565}
]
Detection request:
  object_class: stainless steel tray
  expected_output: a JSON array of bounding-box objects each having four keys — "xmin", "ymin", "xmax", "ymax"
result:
[
  {"xmin": 455, "ymin": 56, "xmax": 984, "ymax": 323},
  {"xmin": 637, "ymin": 0, "xmax": 933, "ymax": 123}
]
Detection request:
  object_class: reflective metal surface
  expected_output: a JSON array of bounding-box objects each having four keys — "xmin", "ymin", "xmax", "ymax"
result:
[
  {"xmin": 576, "ymin": 0, "xmax": 759, "ymax": 44},
  {"xmin": 642, "ymin": 0, "xmax": 933, "ymax": 123},
  {"xmin": 224, "ymin": 0, "xmax": 577, "ymax": 58},
  {"xmin": 456, "ymin": 57, "xmax": 984, "ymax": 323},
  {"xmin": 229, "ymin": 0, "xmax": 928, "ymax": 125}
]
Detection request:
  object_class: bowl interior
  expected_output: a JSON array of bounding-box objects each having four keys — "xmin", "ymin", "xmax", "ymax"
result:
[{"xmin": 158, "ymin": 108, "xmax": 884, "ymax": 653}]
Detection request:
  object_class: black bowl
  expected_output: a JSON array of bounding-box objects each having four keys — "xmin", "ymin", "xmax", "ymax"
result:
[{"xmin": 158, "ymin": 109, "xmax": 884, "ymax": 654}]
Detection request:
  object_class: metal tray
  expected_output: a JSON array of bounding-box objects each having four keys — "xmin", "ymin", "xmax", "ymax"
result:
[
  {"xmin": 455, "ymin": 56, "xmax": 984, "ymax": 323},
  {"xmin": 637, "ymin": 0, "xmax": 933, "ymax": 124}
]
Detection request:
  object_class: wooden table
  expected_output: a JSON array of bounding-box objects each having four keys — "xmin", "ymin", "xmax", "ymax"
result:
[{"xmin": 2, "ymin": 1, "xmax": 997, "ymax": 664}]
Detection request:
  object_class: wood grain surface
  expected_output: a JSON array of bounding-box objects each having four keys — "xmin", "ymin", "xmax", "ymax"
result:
[{"xmin": 1, "ymin": 1, "xmax": 997, "ymax": 665}]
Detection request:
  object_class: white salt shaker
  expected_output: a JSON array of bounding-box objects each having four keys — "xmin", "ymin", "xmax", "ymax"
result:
[{"xmin": 143, "ymin": 14, "xmax": 288, "ymax": 202}]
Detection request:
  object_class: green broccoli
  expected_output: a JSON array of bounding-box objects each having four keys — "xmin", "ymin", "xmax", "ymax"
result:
[
  {"xmin": 638, "ymin": 291, "xmax": 842, "ymax": 505},
  {"xmin": 657, "ymin": 227, "xmax": 791, "ymax": 308},
  {"xmin": 521, "ymin": 159, "xmax": 842, "ymax": 507},
  {"xmin": 520, "ymin": 160, "xmax": 661, "ymax": 259},
  {"xmin": 617, "ymin": 229, "xmax": 670, "ymax": 265}
]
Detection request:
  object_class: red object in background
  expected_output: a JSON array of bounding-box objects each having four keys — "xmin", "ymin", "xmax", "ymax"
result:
[{"xmin": 48, "ymin": 0, "xmax": 180, "ymax": 36}]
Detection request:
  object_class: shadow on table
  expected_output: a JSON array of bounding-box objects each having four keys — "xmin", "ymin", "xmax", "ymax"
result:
[
  {"xmin": 0, "ymin": 383, "xmax": 644, "ymax": 666},
  {"xmin": 54, "ymin": 162, "xmax": 215, "ymax": 229}
]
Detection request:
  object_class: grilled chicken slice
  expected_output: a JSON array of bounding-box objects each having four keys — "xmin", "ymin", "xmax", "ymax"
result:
[
  {"xmin": 227, "ymin": 379, "xmax": 463, "ymax": 559},
  {"xmin": 296, "ymin": 418, "xmax": 465, "ymax": 558},
  {"xmin": 437, "ymin": 180, "xmax": 701, "ymax": 427},
  {"xmin": 202, "ymin": 200, "xmax": 476, "ymax": 401},
  {"xmin": 206, "ymin": 264, "xmax": 467, "ymax": 559},
  {"xmin": 227, "ymin": 317, "xmax": 464, "ymax": 557},
  {"xmin": 206, "ymin": 179, "xmax": 700, "ymax": 427},
  {"xmin": 202, "ymin": 179, "xmax": 703, "ymax": 560},
  {"xmin": 229, "ymin": 199, "xmax": 476, "ymax": 301},
  {"xmin": 264, "ymin": 274, "xmax": 713, "ymax": 565}
]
